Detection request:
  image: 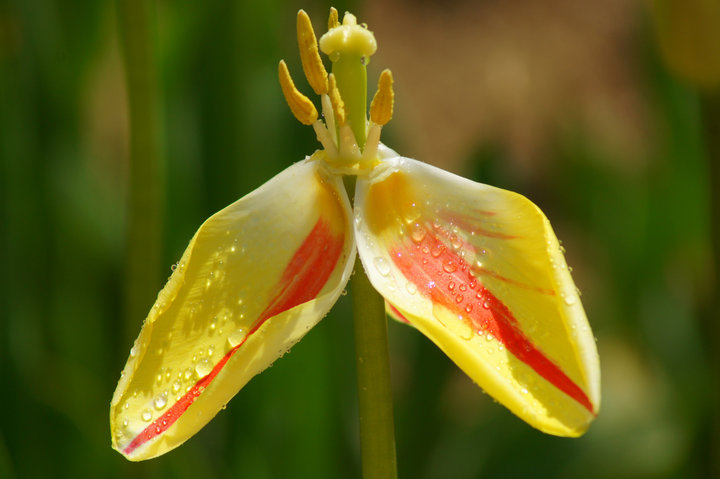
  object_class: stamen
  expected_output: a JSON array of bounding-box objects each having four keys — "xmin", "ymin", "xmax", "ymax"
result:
[
  {"xmin": 312, "ymin": 121, "xmax": 338, "ymax": 158},
  {"xmin": 328, "ymin": 7, "xmax": 339, "ymax": 30},
  {"xmin": 363, "ymin": 123, "xmax": 382, "ymax": 162},
  {"xmin": 321, "ymin": 94, "xmax": 337, "ymax": 143},
  {"xmin": 297, "ymin": 10, "xmax": 328, "ymax": 95},
  {"xmin": 327, "ymin": 74, "xmax": 347, "ymax": 125},
  {"xmin": 370, "ymin": 69, "xmax": 394, "ymax": 126},
  {"xmin": 278, "ymin": 60, "xmax": 318, "ymax": 125}
]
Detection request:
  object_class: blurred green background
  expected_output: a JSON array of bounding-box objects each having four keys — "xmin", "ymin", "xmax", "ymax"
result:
[{"xmin": 1, "ymin": 0, "xmax": 719, "ymax": 478}]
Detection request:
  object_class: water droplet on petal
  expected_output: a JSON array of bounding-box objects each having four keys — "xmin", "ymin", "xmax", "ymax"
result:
[
  {"xmin": 563, "ymin": 292, "xmax": 577, "ymax": 305},
  {"xmin": 141, "ymin": 409, "xmax": 152, "ymax": 422},
  {"xmin": 449, "ymin": 233, "xmax": 463, "ymax": 249},
  {"xmin": 153, "ymin": 392, "xmax": 168, "ymax": 410},
  {"xmin": 172, "ymin": 380, "xmax": 182, "ymax": 393},
  {"xmin": 374, "ymin": 257, "xmax": 391, "ymax": 276},
  {"xmin": 442, "ymin": 259, "xmax": 458, "ymax": 273},
  {"xmin": 195, "ymin": 358, "xmax": 212, "ymax": 378},
  {"xmin": 410, "ymin": 223, "xmax": 426, "ymax": 243},
  {"xmin": 227, "ymin": 328, "xmax": 247, "ymax": 348},
  {"xmin": 405, "ymin": 282, "xmax": 417, "ymax": 295},
  {"xmin": 430, "ymin": 244, "xmax": 445, "ymax": 258}
]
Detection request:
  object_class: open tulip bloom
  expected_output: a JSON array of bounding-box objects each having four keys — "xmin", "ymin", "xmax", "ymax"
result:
[{"xmin": 111, "ymin": 8, "xmax": 600, "ymax": 461}]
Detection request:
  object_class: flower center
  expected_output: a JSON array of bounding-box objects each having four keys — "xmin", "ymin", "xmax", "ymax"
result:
[{"xmin": 278, "ymin": 9, "xmax": 394, "ymax": 176}]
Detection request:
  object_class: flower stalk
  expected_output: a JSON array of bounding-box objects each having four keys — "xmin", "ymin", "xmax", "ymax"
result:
[
  {"xmin": 116, "ymin": 0, "xmax": 164, "ymax": 345},
  {"xmin": 351, "ymin": 257, "xmax": 398, "ymax": 479},
  {"xmin": 325, "ymin": 13, "xmax": 398, "ymax": 476}
]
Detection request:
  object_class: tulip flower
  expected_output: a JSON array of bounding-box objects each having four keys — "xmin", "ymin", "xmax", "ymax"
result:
[{"xmin": 111, "ymin": 8, "xmax": 600, "ymax": 462}]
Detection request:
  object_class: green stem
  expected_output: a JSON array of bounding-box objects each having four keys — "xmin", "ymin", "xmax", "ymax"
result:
[
  {"xmin": 116, "ymin": 0, "xmax": 164, "ymax": 345},
  {"xmin": 701, "ymin": 90, "xmax": 720, "ymax": 478},
  {"xmin": 351, "ymin": 258, "xmax": 398, "ymax": 479}
]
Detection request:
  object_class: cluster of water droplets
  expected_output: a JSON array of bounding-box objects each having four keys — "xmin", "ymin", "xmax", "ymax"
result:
[{"xmin": 116, "ymin": 235, "xmax": 259, "ymax": 438}]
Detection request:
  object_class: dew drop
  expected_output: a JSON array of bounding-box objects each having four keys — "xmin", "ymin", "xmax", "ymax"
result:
[
  {"xmin": 207, "ymin": 345, "xmax": 215, "ymax": 357},
  {"xmin": 123, "ymin": 419, "xmax": 129, "ymax": 428},
  {"xmin": 171, "ymin": 263, "xmax": 178, "ymax": 271},
  {"xmin": 465, "ymin": 304, "xmax": 473, "ymax": 313},
  {"xmin": 374, "ymin": 257, "xmax": 391, "ymax": 276},
  {"xmin": 563, "ymin": 294, "xmax": 576, "ymax": 306},
  {"xmin": 405, "ymin": 282, "xmax": 417, "ymax": 295},
  {"xmin": 227, "ymin": 328, "xmax": 247, "ymax": 348},
  {"xmin": 141, "ymin": 409, "xmax": 152, "ymax": 422},
  {"xmin": 184, "ymin": 368, "xmax": 194, "ymax": 380},
  {"xmin": 129, "ymin": 346, "xmax": 137, "ymax": 358},
  {"xmin": 455, "ymin": 294, "xmax": 464, "ymax": 303},
  {"xmin": 410, "ymin": 223, "xmax": 426, "ymax": 243},
  {"xmin": 448, "ymin": 281, "xmax": 455, "ymax": 291},
  {"xmin": 430, "ymin": 244, "xmax": 445, "ymax": 258},
  {"xmin": 449, "ymin": 233, "xmax": 463, "ymax": 249},
  {"xmin": 153, "ymin": 392, "xmax": 168, "ymax": 410},
  {"xmin": 442, "ymin": 259, "xmax": 458, "ymax": 273},
  {"xmin": 172, "ymin": 380, "xmax": 182, "ymax": 393},
  {"xmin": 459, "ymin": 284, "xmax": 467, "ymax": 292},
  {"xmin": 195, "ymin": 358, "xmax": 212, "ymax": 378}
]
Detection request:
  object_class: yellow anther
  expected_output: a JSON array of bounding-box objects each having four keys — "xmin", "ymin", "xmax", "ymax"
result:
[
  {"xmin": 370, "ymin": 69, "xmax": 394, "ymax": 125},
  {"xmin": 328, "ymin": 7, "xmax": 339, "ymax": 30},
  {"xmin": 327, "ymin": 73, "xmax": 346, "ymax": 125},
  {"xmin": 297, "ymin": 10, "xmax": 328, "ymax": 95},
  {"xmin": 278, "ymin": 60, "xmax": 318, "ymax": 125}
]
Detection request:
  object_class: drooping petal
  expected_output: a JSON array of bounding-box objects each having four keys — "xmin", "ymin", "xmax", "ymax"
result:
[
  {"xmin": 111, "ymin": 157, "xmax": 355, "ymax": 460},
  {"xmin": 354, "ymin": 150, "xmax": 600, "ymax": 437}
]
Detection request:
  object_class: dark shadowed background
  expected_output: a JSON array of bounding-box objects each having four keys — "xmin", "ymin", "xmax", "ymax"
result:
[{"xmin": 2, "ymin": 0, "xmax": 719, "ymax": 477}]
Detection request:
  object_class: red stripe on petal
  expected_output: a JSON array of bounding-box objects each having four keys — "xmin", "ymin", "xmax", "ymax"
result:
[
  {"xmin": 387, "ymin": 301, "xmax": 412, "ymax": 324},
  {"xmin": 390, "ymin": 227, "xmax": 594, "ymax": 414},
  {"xmin": 123, "ymin": 218, "xmax": 345, "ymax": 456}
]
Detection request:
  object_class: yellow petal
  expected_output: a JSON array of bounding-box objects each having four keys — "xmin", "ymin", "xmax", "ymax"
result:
[
  {"xmin": 111, "ymin": 157, "xmax": 355, "ymax": 460},
  {"xmin": 354, "ymin": 151, "xmax": 600, "ymax": 436}
]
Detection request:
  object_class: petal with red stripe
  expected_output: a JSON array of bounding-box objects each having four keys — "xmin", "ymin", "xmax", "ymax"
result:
[
  {"xmin": 354, "ymin": 153, "xmax": 600, "ymax": 436},
  {"xmin": 111, "ymin": 157, "xmax": 355, "ymax": 460}
]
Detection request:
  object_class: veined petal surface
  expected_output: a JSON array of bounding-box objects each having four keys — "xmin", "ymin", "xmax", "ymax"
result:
[
  {"xmin": 354, "ymin": 151, "xmax": 600, "ymax": 436},
  {"xmin": 111, "ymin": 157, "xmax": 355, "ymax": 460}
]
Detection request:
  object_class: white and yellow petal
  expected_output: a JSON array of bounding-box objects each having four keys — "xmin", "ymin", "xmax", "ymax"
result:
[
  {"xmin": 354, "ymin": 150, "xmax": 600, "ymax": 436},
  {"xmin": 111, "ymin": 156, "xmax": 355, "ymax": 460}
]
